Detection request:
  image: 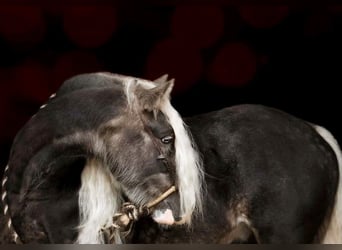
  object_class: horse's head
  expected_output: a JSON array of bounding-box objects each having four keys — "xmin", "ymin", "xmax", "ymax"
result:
[
  {"xmin": 78, "ymin": 74, "xmax": 204, "ymax": 242},
  {"xmin": 4, "ymin": 73, "xmax": 203, "ymax": 243},
  {"xmin": 98, "ymin": 79, "xmax": 180, "ymax": 221}
]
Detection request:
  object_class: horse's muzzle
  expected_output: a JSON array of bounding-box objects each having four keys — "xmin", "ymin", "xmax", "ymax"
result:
[
  {"xmin": 152, "ymin": 208, "xmax": 175, "ymax": 225},
  {"xmin": 150, "ymin": 192, "xmax": 184, "ymax": 225}
]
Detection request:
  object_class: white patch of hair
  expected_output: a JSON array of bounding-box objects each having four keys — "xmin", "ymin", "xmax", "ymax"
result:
[
  {"xmin": 97, "ymin": 72, "xmax": 155, "ymax": 87},
  {"xmin": 313, "ymin": 125, "xmax": 342, "ymax": 243},
  {"xmin": 124, "ymin": 78, "xmax": 137, "ymax": 110},
  {"xmin": 76, "ymin": 159, "xmax": 123, "ymax": 244}
]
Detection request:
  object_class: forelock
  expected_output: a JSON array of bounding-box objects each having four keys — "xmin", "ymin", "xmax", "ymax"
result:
[{"xmin": 123, "ymin": 77, "xmax": 157, "ymax": 111}]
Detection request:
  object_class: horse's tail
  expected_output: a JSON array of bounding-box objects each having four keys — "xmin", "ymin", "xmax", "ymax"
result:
[{"xmin": 313, "ymin": 125, "xmax": 342, "ymax": 243}]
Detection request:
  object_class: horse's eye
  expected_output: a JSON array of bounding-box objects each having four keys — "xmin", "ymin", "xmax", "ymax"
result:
[{"xmin": 161, "ymin": 135, "xmax": 174, "ymax": 144}]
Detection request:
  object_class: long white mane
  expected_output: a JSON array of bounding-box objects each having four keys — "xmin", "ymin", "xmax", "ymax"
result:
[
  {"xmin": 159, "ymin": 98, "xmax": 204, "ymax": 223},
  {"xmin": 77, "ymin": 159, "xmax": 123, "ymax": 244}
]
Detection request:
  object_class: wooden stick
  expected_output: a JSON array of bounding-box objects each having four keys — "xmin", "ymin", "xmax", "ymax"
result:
[{"xmin": 146, "ymin": 185, "xmax": 177, "ymax": 209}]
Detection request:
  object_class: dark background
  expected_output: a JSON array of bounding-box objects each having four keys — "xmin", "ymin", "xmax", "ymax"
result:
[{"xmin": 0, "ymin": 2, "xmax": 341, "ymax": 168}]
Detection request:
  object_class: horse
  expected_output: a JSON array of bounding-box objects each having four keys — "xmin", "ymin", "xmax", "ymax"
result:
[
  {"xmin": 131, "ymin": 105, "xmax": 342, "ymax": 243},
  {"xmin": 0, "ymin": 72, "xmax": 203, "ymax": 243},
  {"xmin": 0, "ymin": 72, "xmax": 341, "ymax": 243}
]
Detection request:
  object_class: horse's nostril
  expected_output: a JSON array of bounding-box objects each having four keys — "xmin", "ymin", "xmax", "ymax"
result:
[
  {"xmin": 174, "ymin": 217, "xmax": 182, "ymax": 222},
  {"xmin": 157, "ymin": 155, "xmax": 166, "ymax": 160}
]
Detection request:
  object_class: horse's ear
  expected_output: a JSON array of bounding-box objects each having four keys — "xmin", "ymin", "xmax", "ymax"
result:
[
  {"xmin": 135, "ymin": 78, "xmax": 174, "ymax": 111},
  {"xmin": 154, "ymin": 74, "xmax": 169, "ymax": 84}
]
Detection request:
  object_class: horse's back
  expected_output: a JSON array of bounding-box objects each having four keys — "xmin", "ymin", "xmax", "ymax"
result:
[{"xmin": 185, "ymin": 104, "xmax": 339, "ymax": 243}]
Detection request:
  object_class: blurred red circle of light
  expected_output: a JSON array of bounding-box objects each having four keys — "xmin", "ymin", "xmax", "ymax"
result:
[
  {"xmin": 145, "ymin": 38, "xmax": 203, "ymax": 94},
  {"xmin": 239, "ymin": 5, "xmax": 289, "ymax": 29},
  {"xmin": 170, "ymin": 5, "xmax": 225, "ymax": 49},
  {"xmin": 63, "ymin": 5, "xmax": 117, "ymax": 48},
  {"xmin": 0, "ymin": 6, "xmax": 46, "ymax": 46},
  {"xmin": 0, "ymin": 76, "xmax": 34, "ymax": 141},
  {"xmin": 259, "ymin": 55, "xmax": 269, "ymax": 65},
  {"xmin": 44, "ymin": 5, "xmax": 66, "ymax": 17},
  {"xmin": 0, "ymin": 86, "xmax": 11, "ymax": 140},
  {"xmin": 0, "ymin": 97, "xmax": 20, "ymax": 141},
  {"xmin": 52, "ymin": 51, "xmax": 103, "ymax": 91},
  {"xmin": 208, "ymin": 42, "xmax": 257, "ymax": 87},
  {"xmin": 11, "ymin": 61, "xmax": 51, "ymax": 104},
  {"xmin": 0, "ymin": 107, "xmax": 31, "ymax": 141},
  {"xmin": 328, "ymin": 5, "xmax": 342, "ymax": 13},
  {"xmin": 304, "ymin": 11, "xmax": 332, "ymax": 37}
]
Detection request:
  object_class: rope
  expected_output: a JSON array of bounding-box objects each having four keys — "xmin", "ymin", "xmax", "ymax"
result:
[
  {"xmin": 1, "ymin": 165, "xmax": 22, "ymax": 244},
  {"xmin": 146, "ymin": 186, "xmax": 176, "ymax": 209},
  {"xmin": 100, "ymin": 185, "xmax": 177, "ymax": 243}
]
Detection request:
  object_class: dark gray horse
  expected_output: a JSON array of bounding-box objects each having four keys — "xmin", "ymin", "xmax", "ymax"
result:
[
  {"xmin": 0, "ymin": 73, "xmax": 341, "ymax": 243},
  {"xmin": 0, "ymin": 73, "xmax": 203, "ymax": 243}
]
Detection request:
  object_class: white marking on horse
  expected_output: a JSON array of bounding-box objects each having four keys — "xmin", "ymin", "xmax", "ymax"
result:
[
  {"xmin": 152, "ymin": 209, "xmax": 175, "ymax": 225},
  {"xmin": 13, "ymin": 232, "xmax": 19, "ymax": 243},
  {"xmin": 313, "ymin": 125, "xmax": 342, "ymax": 243}
]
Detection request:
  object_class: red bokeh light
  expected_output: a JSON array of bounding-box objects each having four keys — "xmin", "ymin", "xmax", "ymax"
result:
[
  {"xmin": 328, "ymin": 5, "xmax": 342, "ymax": 13},
  {"xmin": 171, "ymin": 5, "xmax": 225, "ymax": 49},
  {"xmin": 0, "ymin": 6, "xmax": 46, "ymax": 47},
  {"xmin": 11, "ymin": 60, "xmax": 51, "ymax": 104},
  {"xmin": 239, "ymin": 5, "xmax": 289, "ymax": 29},
  {"xmin": 304, "ymin": 10, "xmax": 332, "ymax": 37},
  {"xmin": 208, "ymin": 42, "xmax": 257, "ymax": 87},
  {"xmin": 63, "ymin": 5, "xmax": 117, "ymax": 48},
  {"xmin": 0, "ymin": 86, "xmax": 10, "ymax": 140},
  {"xmin": 0, "ymin": 69, "xmax": 12, "ymax": 135},
  {"xmin": 0, "ymin": 84, "xmax": 31, "ymax": 141},
  {"xmin": 145, "ymin": 38, "xmax": 203, "ymax": 94},
  {"xmin": 259, "ymin": 55, "xmax": 269, "ymax": 65}
]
